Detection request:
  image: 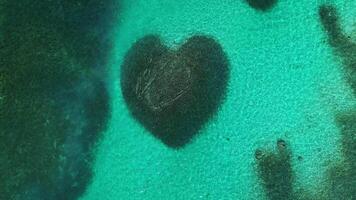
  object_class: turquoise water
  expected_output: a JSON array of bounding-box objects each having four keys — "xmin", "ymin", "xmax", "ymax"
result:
[{"xmin": 79, "ymin": 1, "xmax": 355, "ymax": 200}]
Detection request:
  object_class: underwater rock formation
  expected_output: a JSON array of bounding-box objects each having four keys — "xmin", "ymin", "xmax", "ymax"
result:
[
  {"xmin": 245, "ymin": 0, "xmax": 278, "ymax": 11},
  {"xmin": 121, "ymin": 35, "xmax": 229, "ymax": 148}
]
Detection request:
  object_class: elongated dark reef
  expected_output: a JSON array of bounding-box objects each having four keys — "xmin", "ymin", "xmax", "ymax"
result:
[
  {"xmin": 121, "ymin": 35, "xmax": 229, "ymax": 148},
  {"xmin": 326, "ymin": 112, "xmax": 356, "ymax": 200},
  {"xmin": 245, "ymin": 0, "xmax": 278, "ymax": 11},
  {"xmin": 319, "ymin": 4, "xmax": 356, "ymax": 94},
  {"xmin": 319, "ymin": 6, "xmax": 355, "ymax": 196}
]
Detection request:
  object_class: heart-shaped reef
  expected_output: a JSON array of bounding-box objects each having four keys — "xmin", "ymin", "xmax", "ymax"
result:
[
  {"xmin": 120, "ymin": 35, "xmax": 229, "ymax": 148},
  {"xmin": 245, "ymin": 0, "xmax": 277, "ymax": 11}
]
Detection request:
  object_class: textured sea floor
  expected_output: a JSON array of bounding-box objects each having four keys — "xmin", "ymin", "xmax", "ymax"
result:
[{"xmin": 80, "ymin": 0, "xmax": 355, "ymax": 200}]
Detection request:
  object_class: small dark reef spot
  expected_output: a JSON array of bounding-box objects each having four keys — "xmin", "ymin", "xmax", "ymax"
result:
[
  {"xmin": 255, "ymin": 139, "xmax": 293, "ymax": 200},
  {"xmin": 245, "ymin": 0, "xmax": 277, "ymax": 11},
  {"xmin": 120, "ymin": 35, "xmax": 229, "ymax": 148},
  {"xmin": 297, "ymin": 156, "xmax": 303, "ymax": 161}
]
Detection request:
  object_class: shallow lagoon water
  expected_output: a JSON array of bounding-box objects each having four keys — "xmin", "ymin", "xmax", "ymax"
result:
[
  {"xmin": 80, "ymin": 0, "xmax": 355, "ymax": 199},
  {"xmin": 1, "ymin": 0, "xmax": 355, "ymax": 199}
]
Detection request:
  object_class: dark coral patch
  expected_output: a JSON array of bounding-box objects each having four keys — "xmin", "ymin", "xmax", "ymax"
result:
[
  {"xmin": 318, "ymin": 5, "xmax": 349, "ymax": 49},
  {"xmin": 326, "ymin": 163, "xmax": 356, "ymax": 200},
  {"xmin": 255, "ymin": 139, "xmax": 293, "ymax": 200},
  {"xmin": 121, "ymin": 35, "xmax": 229, "ymax": 148},
  {"xmin": 325, "ymin": 111, "xmax": 356, "ymax": 199},
  {"xmin": 254, "ymin": 139, "xmax": 321, "ymax": 200},
  {"xmin": 318, "ymin": 4, "xmax": 356, "ymax": 94},
  {"xmin": 335, "ymin": 112, "xmax": 356, "ymax": 165},
  {"xmin": 245, "ymin": 0, "xmax": 277, "ymax": 11}
]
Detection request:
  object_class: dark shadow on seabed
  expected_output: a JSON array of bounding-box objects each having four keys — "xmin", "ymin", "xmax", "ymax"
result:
[{"xmin": 0, "ymin": 1, "xmax": 119, "ymax": 199}]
